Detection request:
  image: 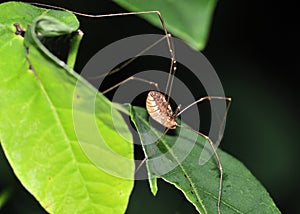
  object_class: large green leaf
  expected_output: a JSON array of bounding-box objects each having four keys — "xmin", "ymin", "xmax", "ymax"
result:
[
  {"xmin": 113, "ymin": 0, "xmax": 217, "ymax": 50},
  {"xmin": 0, "ymin": 2, "xmax": 134, "ymax": 213},
  {"xmin": 130, "ymin": 106, "xmax": 281, "ymax": 213}
]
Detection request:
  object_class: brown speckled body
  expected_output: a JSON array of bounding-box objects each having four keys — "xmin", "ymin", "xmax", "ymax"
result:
[{"xmin": 146, "ymin": 91, "xmax": 178, "ymax": 129}]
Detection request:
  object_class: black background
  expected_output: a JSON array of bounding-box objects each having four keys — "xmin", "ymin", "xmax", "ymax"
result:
[{"xmin": 0, "ymin": 0, "xmax": 299, "ymax": 213}]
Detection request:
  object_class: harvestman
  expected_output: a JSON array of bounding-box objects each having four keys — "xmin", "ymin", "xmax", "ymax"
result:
[{"xmin": 32, "ymin": 3, "xmax": 231, "ymax": 213}]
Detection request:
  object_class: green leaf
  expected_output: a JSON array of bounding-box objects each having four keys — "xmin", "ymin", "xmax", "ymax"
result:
[
  {"xmin": 0, "ymin": 2, "xmax": 134, "ymax": 213},
  {"xmin": 130, "ymin": 106, "xmax": 281, "ymax": 213},
  {"xmin": 0, "ymin": 187, "xmax": 12, "ymax": 209},
  {"xmin": 112, "ymin": 0, "xmax": 217, "ymax": 50}
]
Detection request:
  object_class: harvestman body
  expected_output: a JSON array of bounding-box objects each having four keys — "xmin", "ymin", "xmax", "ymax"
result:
[
  {"xmin": 146, "ymin": 91, "xmax": 231, "ymax": 214},
  {"xmin": 31, "ymin": 3, "xmax": 231, "ymax": 213},
  {"xmin": 146, "ymin": 91, "xmax": 178, "ymax": 129}
]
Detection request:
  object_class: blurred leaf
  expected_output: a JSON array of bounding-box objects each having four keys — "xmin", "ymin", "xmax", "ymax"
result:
[
  {"xmin": 0, "ymin": 188, "xmax": 12, "ymax": 210},
  {"xmin": 0, "ymin": 2, "xmax": 134, "ymax": 213},
  {"xmin": 112, "ymin": 0, "xmax": 217, "ymax": 50},
  {"xmin": 130, "ymin": 106, "xmax": 281, "ymax": 213}
]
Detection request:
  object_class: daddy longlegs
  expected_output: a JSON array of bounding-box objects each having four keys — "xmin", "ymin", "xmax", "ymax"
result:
[{"xmin": 31, "ymin": 3, "xmax": 231, "ymax": 213}]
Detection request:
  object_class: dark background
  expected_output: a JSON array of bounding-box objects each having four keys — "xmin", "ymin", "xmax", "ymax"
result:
[{"xmin": 0, "ymin": 0, "xmax": 299, "ymax": 213}]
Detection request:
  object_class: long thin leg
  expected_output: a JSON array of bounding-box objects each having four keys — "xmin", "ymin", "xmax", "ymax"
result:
[
  {"xmin": 88, "ymin": 34, "xmax": 172, "ymax": 80},
  {"xmin": 135, "ymin": 127, "xmax": 170, "ymax": 173},
  {"xmin": 31, "ymin": 3, "xmax": 176, "ymax": 66},
  {"xmin": 102, "ymin": 76, "xmax": 160, "ymax": 94},
  {"xmin": 216, "ymin": 99, "xmax": 232, "ymax": 145},
  {"xmin": 177, "ymin": 124, "xmax": 223, "ymax": 214},
  {"xmin": 31, "ymin": 3, "xmax": 177, "ymax": 97},
  {"xmin": 165, "ymin": 37, "xmax": 177, "ymax": 103},
  {"xmin": 176, "ymin": 96, "xmax": 232, "ymax": 117},
  {"xmin": 165, "ymin": 58, "xmax": 177, "ymax": 102},
  {"xmin": 175, "ymin": 96, "xmax": 231, "ymax": 214}
]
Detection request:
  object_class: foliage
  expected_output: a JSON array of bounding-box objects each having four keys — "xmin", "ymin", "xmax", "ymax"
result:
[
  {"xmin": 0, "ymin": 2, "xmax": 134, "ymax": 213},
  {"xmin": 113, "ymin": 0, "xmax": 217, "ymax": 50},
  {"xmin": 0, "ymin": 1, "xmax": 281, "ymax": 214}
]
